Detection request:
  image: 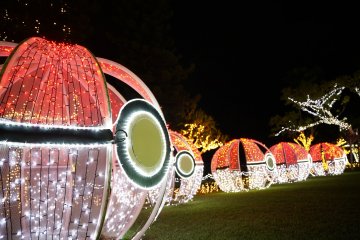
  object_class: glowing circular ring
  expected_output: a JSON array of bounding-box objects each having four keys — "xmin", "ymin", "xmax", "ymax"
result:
[
  {"xmin": 115, "ymin": 99, "xmax": 171, "ymax": 189},
  {"xmin": 175, "ymin": 150, "xmax": 196, "ymax": 179},
  {"xmin": 264, "ymin": 152, "xmax": 276, "ymax": 171}
]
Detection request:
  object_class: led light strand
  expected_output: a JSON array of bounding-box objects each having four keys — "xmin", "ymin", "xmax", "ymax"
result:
[{"xmin": 276, "ymin": 84, "xmax": 351, "ymax": 136}]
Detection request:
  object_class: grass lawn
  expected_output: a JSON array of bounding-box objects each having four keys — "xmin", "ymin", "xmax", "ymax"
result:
[{"xmin": 137, "ymin": 170, "xmax": 360, "ymax": 240}]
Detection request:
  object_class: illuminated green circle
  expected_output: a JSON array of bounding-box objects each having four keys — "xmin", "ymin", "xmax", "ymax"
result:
[
  {"xmin": 129, "ymin": 117, "xmax": 164, "ymax": 175},
  {"xmin": 175, "ymin": 151, "xmax": 195, "ymax": 179},
  {"xmin": 115, "ymin": 99, "xmax": 171, "ymax": 189},
  {"xmin": 265, "ymin": 153, "xmax": 276, "ymax": 171}
]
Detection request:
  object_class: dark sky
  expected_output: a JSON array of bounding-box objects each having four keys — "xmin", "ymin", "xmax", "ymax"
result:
[{"xmin": 171, "ymin": 1, "xmax": 360, "ymax": 146}]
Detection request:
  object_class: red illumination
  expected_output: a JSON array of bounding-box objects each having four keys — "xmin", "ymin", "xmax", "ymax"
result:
[
  {"xmin": 211, "ymin": 138, "xmax": 268, "ymax": 172},
  {"xmin": 270, "ymin": 142, "xmax": 308, "ymax": 166},
  {"xmin": 0, "ymin": 37, "xmax": 111, "ymax": 127},
  {"xmin": 309, "ymin": 142, "xmax": 344, "ymax": 162},
  {"xmin": 169, "ymin": 130, "xmax": 203, "ymax": 163}
]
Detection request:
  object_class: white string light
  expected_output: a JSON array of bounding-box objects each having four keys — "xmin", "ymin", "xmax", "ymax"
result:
[{"xmin": 276, "ymin": 84, "xmax": 351, "ymax": 136}]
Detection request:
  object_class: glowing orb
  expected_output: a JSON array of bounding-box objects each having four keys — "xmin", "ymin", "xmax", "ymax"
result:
[
  {"xmin": 0, "ymin": 37, "xmax": 173, "ymax": 240},
  {"xmin": 211, "ymin": 138, "xmax": 276, "ymax": 192}
]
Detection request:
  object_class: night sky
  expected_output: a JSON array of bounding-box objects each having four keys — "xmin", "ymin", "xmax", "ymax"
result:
[{"xmin": 171, "ymin": 1, "xmax": 360, "ymax": 146}]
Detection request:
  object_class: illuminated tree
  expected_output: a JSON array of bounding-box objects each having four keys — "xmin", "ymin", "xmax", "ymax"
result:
[
  {"xmin": 294, "ymin": 131, "xmax": 314, "ymax": 151},
  {"xmin": 180, "ymin": 108, "xmax": 228, "ymax": 154},
  {"xmin": 271, "ymin": 75, "xmax": 359, "ymax": 139},
  {"xmin": 271, "ymin": 70, "xmax": 359, "ymax": 166},
  {"xmin": 275, "ymin": 84, "xmax": 351, "ymax": 136}
]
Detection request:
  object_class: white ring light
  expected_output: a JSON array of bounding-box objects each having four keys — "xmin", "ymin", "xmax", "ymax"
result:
[
  {"xmin": 265, "ymin": 152, "xmax": 276, "ymax": 171},
  {"xmin": 115, "ymin": 99, "xmax": 171, "ymax": 189},
  {"xmin": 175, "ymin": 150, "xmax": 196, "ymax": 179}
]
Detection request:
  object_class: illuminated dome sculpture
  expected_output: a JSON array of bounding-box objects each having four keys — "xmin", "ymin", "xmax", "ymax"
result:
[
  {"xmin": 0, "ymin": 37, "xmax": 174, "ymax": 240},
  {"xmin": 147, "ymin": 130, "xmax": 202, "ymax": 207},
  {"xmin": 168, "ymin": 130, "xmax": 203, "ymax": 204},
  {"xmin": 309, "ymin": 142, "xmax": 347, "ymax": 176},
  {"xmin": 211, "ymin": 138, "xmax": 276, "ymax": 192},
  {"xmin": 269, "ymin": 142, "xmax": 312, "ymax": 183}
]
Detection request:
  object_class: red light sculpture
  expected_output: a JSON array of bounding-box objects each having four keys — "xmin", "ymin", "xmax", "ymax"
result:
[
  {"xmin": 0, "ymin": 37, "xmax": 173, "ymax": 240},
  {"xmin": 269, "ymin": 142, "xmax": 312, "ymax": 183},
  {"xmin": 211, "ymin": 138, "xmax": 276, "ymax": 192},
  {"xmin": 309, "ymin": 142, "xmax": 347, "ymax": 176}
]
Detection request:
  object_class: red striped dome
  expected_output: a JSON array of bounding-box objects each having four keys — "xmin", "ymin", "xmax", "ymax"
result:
[
  {"xmin": 309, "ymin": 142, "xmax": 344, "ymax": 162},
  {"xmin": 211, "ymin": 138, "xmax": 268, "ymax": 172},
  {"xmin": 270, "ymin": 142, "xmax": 308, "ymax": 166}
]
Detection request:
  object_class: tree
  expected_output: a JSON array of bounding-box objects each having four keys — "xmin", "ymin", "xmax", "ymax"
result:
[
  {"xmin": 270, "ymin": 70, "xmax": 359, "ymax": 164},
  {"xmin": 180, "ymin": 108, "xmax": 228, "ymax": 154},
  {"xmin": 279, "ymin": 84, "xmax": 351, "ymax": 134},
  {"xmin": 293, "ymin": 131, "xmax": 314, "ymax": 151},
  {"xmin": 271, "ymin": 74, "xmax": 359, "ymax": 138}
]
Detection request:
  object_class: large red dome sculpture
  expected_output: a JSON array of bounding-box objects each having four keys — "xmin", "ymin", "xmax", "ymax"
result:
[
  {"xmin": 269, "ymin": 142, "xmax": 312, "ymax": 183},
  {"xmin": 309, "ymin": 142, "xmax": 347, "ymax": 176},
  {"xmin": 211, "ymin": 138, "xmax": 276, "ymax": 192},
  {"xmin": 0, "ymin": 37, "xmax": 173, "ymax": 240}
]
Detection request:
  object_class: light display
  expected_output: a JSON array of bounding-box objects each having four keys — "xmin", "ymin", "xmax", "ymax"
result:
[
  {"xmin": 197, "ymin": 174, "xmax": 219, "ymax": 194},
  {"xmin": 309, "ymin": 142, "xmax": 347, "ymax": 176},
  {"xmin": 148, "ymin": 130, "xmax": 203, "ymax": 206},
  {"xmin": 269, "ymin": 142, "xmax": 312, "ymax": 183},
  {"xmin": 294, "ymin": 131, "xmax": 313, "ymax": 151},
  {"xmin": 175, "ymin": 151, "xmax": 195, "ymax": 179},
  {"xmin": 355, "ymin": 87, "xmax": 360, "ymax": 96},
  {"xmin": 181, "ymin": 123, "xmax": 223, "ymax": 153},
  {"xmin": 211, "ymin": 138, "xmax": 276, "ymax": 192},
  {"xmin": 276, "ymin": 84, "xmax": 351, "ymax": 136},
  {"xmin": 0, "ymin": 37, "xmax": 173, "ymax": 240},
  {"xmin": 337, "ymin": 137, "xmax": 360, "ymax": 165}
]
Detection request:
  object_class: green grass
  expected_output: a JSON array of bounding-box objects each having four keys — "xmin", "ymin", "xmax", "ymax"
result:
[{"xmin": 139, "ymin": 171, "xmax": 360, "ymax": 240}]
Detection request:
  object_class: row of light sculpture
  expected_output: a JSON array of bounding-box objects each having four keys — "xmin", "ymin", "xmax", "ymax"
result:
[
  {"xmin": 211, "ymin": 138, "xmax": 347, "ymax": 193},
  {"xmin": 0, "ymin": 37, "xmax": 200, "ymax": 240},
  {"xmin": 0, "ymin": 36, "xmax": 349, "ymax": 238}
]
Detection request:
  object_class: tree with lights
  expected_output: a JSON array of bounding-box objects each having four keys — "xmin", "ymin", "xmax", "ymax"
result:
[
  {"xmin": 180, "ymin": 108, "xmax": 228, "ymax": 154},
  {"xmin": 276, "ymin": 84, "xmax": 351, "ymax": 135},
  {"xmin": 294, "ymin": 131, "xmax": 314, "ymax": 151},
  {"xmin": 270, "ymin": 73, "xmax": 359, "ymax": 164}
]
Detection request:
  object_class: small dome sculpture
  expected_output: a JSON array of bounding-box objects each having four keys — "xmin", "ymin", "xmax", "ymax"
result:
[
  {"xmin": 269, "ymin": 142, "xmax": 312, "ymax": 183},
  {"xmin": 211, "ymin": 138, "xmax": 276, "ymax": 192},
  {"xmin": 309, "ymin": 142, "xmax": 347, "ymax": 176}
]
